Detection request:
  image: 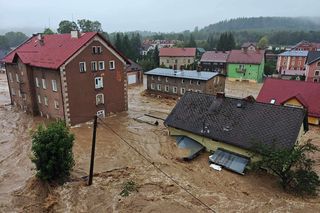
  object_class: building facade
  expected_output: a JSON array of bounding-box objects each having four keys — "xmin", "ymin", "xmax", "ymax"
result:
[
  {"xmin": 276, "ymin": 50, "xmax": 308, "ymax": 77},
  {"xmin": 126, "ymin": 59, "xmax": 143, "ymax": 85},
  {"xmin": 227, "ymin": 48, "xmax": 265, "ymax": 83},
  {"xmin": 159, "ymin": 48, "xmax": 196, "ymax": 69},
  {"xmin": 305, "ymin": 51, "xmax": 320, "ymax": 83},
  {"xmin": 3, "ymin": 32, "xmax": 129, "ymax": 125},
  {"xmin": 200, "ymin": 51, "xmax": 229, "ymax": 74},
  {"xmin": 144, "ymin": 68, "xmax": 225, "ymax": 97},
  {"xmin": 291, "ymin": 41, "xmax": 320, "ymax": 51}
]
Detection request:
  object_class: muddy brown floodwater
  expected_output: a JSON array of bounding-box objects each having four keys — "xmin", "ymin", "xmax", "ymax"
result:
[{"xmin": 0, "ymin": 74, "xmax": 320, "ymax": 212}]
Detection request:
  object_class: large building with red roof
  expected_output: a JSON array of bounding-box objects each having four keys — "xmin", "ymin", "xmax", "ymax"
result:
[
  {"xmin": 257, "ymin": 78, "xmax": 320, "ymax": 125},
  {"xmin": 226, "ymin": 47, "xmax": 265, "ymax": 83},
  {"xmin": 2, "ymin": 31, "xmax": 129, "ymax": 125},
  {"xmin": 159, "ymin": 48, "xmax": 196, "ymax": 69}
]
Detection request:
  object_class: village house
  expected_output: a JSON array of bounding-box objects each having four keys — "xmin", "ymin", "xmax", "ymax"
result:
[
  {"xmin": 200, "ymin": 51, "xmax": 229, "ymax": 74},
  {"xmin": 165, "ymin": 92, "xmax": 308, "ymax": 173},
  {"xmin": 305, "ymin": 51, "xmax": 320, "ymax": 83},
  {"xmin": 227, "ymin": 47, "xmax": 265, "ymax": 83},
  {"xmin": 276, "ymin": 50, "xmax": 308, "ymax": 77},
  {"xmin": 141, "ymin": 39, "xmax": 176, "ymax": 56},
  {"xmin": 257, "ymin": 78, "xmax": 320, "ymax": 125},
  {"xmin": 291, "ymin": 40, "xmax": 320, "ymax": 51},
  {"xmin": 126, "ymin": 59, "xmax": 143, "ymax": 85},
  {"xmin": 2, "ymin": 31, "xmax": 129, "ymax": 125},
  {"xmin": 241, "ymin": 42, "xmax": 257, "ymax": 51},
  {"xmin": 144, "ymin": 68, "xmax": 225, "ymax": 97},
  {"xmin": 159, "ymin": 48, "xmax": 196, "ymax": 69}
]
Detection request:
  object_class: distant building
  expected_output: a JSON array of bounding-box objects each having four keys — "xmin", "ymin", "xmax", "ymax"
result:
[
  {"xmin": 144, "ymin": 68, "xmax": 225, "ymax": 97},
  {"xmin": 159, "ymin": 48, "xmax": 196, "ymax": 69},
  {"xmin": 126, "ymin": 59, "xmax": 143, "ymax": 85},
  {"xmin": 276, "ymin": 50, "xmax": 308, "ymax": 77},
  {"xmin": 141, "ymin": 39, "xmax": 176, "ymax": 55},
  {"xmin": 200, "ymin": 51, "xmax": 229, "ymax": 74},
  {"xmin": 257, "ymin": 78, "xmax": 320, "ymax": 125},
  {"xmin": 241, "ymin": 42, "xmax": 257, "ymax": 51},
  {"xmin": 291, "ymin": 40, "xmax": 320, "ymax": 51},
  {"xmin": 305, "ymin": 51, "xmax": 320, "ymax": 83},
  {"xmin": 227, "ymin": 47, "xmax": 265, "ymax": 83},
  {"xmin": 165, "ymin": 92, "xmax": 308, "ymax": 167},
  {"xmin": 2, "ymin": 31, "xmax": 129, "ymax": 125}
]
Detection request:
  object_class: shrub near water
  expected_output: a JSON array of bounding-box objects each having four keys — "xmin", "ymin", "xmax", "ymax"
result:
[{"xmin": 31, "ymin": 121, "xmax": 75, "ymax": 183}]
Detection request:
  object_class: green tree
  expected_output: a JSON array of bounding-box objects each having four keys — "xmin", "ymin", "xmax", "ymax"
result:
[
  {"xmin": 31, "ymin": 121, "xmax": 75, "ymax": 183},
  {"xmin": 264, "ymin": 60, "xmax": 276, "ymax": 75},
  {"xmin": 153, "ymin": 45, "xmax": 159, "ymax": 67},
  {"xmin": 43, "ymin": 28, "xmax": 54, "ymax": 35},
  {"xmin": 0, "ymin": 35, "xmax": 9, "ymax": 50},
  {"xmin": 4, "ymin": 32, "xmax": 28, "ymax": 47},
  {"xmin": 251, "ymin": 140, "xmax": 320, "ymax": 196},
  {"xmin": 217, "ymin": 32, "xmax": 235, "ymax": 51},
  {"xmin": 114, "ymin": 33, "xmax": 123, "ymax": 52},
  {"xmin": 57, "ymin": 20, "xmax": 78, "ymax": 34},
  {"xmin": 77, "ymin": 19, "xmax": 102, "ymax": 32},
  {"xmin": 258, "ymin": 36, "xmax": 269, "ymax": 49},
  {"xmin": 187, "ymin": 34, "xmax": 197, "ymax": 47}
]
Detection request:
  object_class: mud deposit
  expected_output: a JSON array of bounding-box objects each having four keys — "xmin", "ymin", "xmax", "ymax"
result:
[{"xmin": 0, "ymin": 74, "xmax": 320, "ymax": 212}]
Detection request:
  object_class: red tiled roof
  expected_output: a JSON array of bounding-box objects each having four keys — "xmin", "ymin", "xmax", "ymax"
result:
[
  {"xmin": 200, "ymin": 51, "xmax": 229, "ymax": 63},
  {"xmin": 2, "ymin": 32, "xmax": 129, "ymax": 69},
  {"xmin": 257, "ymin": 78, "xmax": 320, "ymax": 118},
  {"xmin": 159, "ymin": 48, "xmax": 196, "ymax": 57},
  {"xmin": 227, "ymin": 50, "xmax": 265, "ymax": 64}
]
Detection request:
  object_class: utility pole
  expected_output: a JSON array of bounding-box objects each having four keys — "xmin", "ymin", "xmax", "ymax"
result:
[{"xmin": 88, "ymin": 115, "xmax": 98, "ymax": 186}]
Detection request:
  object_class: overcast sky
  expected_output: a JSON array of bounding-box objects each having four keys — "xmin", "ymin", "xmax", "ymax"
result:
[{"xmin": 0, "ymin": 0, "xmax": 319, "ymax": 34}]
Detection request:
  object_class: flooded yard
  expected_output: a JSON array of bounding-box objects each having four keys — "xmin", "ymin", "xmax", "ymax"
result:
[{"xmin": 0, "ymin": 74, "xmax": 319, "ymax": 212}]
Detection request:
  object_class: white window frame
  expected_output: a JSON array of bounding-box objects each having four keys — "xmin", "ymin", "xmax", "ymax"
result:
[
  {"xmin": 315, "ymin": 70, "xmax": 320, "ymax": 76},
  {"xmin": 157, "ymin": 84, "xmax": 161, "ymax": 91},
  {"xmin": 51, "ymin": 80, "xmax": 57, "ymax": 92},
  {"xmin": 181, "ymin": 79, "xmax": 185, "ymax": 84},
  {"xmin": 181, "ymin": 88, "xmax": 185, "ymax": 95},
  {"xmin": 79, "ymin": 62, "xmax": 86, "ymax": 72},
  {"xmin": 91, "ymin": 61, "xmax": 98, "ymax": 71},
  {"xmin": 95, "ymin": 77, "xmax": 103, "ymax": 89},
  {"xmin": 109, "ymin": 60, "xmax": 115, "ymax": 70},
  {"xmin": 96, "ymin": 93, "xmax": 104, "ymax": 105},
  {"xmin": 97, "ymin": 46, "xmax": 102, "ymax": 54},
  {"xmin": 11, "ymin": 89, "xmax": 15, "ymax": 96},
  {"xmin": 54, "ymin": 100, "xmax": 59, "ymax": 109},
  {"xmin": 190, "ymin": 80, "xmax": 193, "ymax": 84},
  {"xmin": 165, "ymin": 77, "xmax": 168, "ymax": 82},
  {"xmin": 158, "ymin": 76, "xmax": 161, "ymax": 81},
  {"xmin": 44, "ymin": 96, "xmax": 48, "ymax": 106},
  {"xmin": 16, "ymin": 73, "xmax": 19, "ymax": 82},
  {"xmin": 37, "ymin": 95, "xmax": 41, "ymax": 104},
  {"xmin": 197, "ymin": 80, "xmax": 200, "ymax": 85},
  {"xmin": 9, "ymin": 72, "xmax": 13, "ymax": 82},
  {"xmin": 42, "ymin": 79, "xmax": 46, "ymax": 89},
  {"xmin": 98, "ymin": 61, "xmax": 105, "ymax": 71},
  {"xmin": 165, "ymin": 85, "xmax": 169, "ymax": 92},
  {"xmin": 18, "ymin": 90, "xmax": 22, "ymax": 97},
  {"xmin": 173, "ymin": 86, "xmax": 177, "ymax": 94},
  {"xmin": 151, "ymin": 83, "xmax": 155, "ymax": 90},
  {"xmin": 35, "ymin": 77, "xmax": 40, "ymax": 87},
  {"xmin": 97, "ymin": 110, "xmax": 105, "ymax": 118}
]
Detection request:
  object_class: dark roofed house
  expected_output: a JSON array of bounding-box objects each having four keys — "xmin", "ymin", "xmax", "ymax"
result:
[
  {"xmin": 126, "ymin": 59, "xmax": 143, "ymax": 85},
  {"xmin": 241, "ymin": 42, "xmax": 257, "ymax": 51},
  {"xmin": 305, "ymin": 51, "xmax": 320, "ymax": 83},
  {"xmin": 2, "ymin": 31, "xmax": 129, "ymax": 125},
  {"xmin": 165, "ymin": 92, "xmax": 308, "ymax": 168},
  {"xmin": 144, "ymin": 68, "xmax": 225, "ymax": 97},
  {"xmin": 257, "ymin": 78, "xmax": 320, "ymax": 125},
  {"xmin": 200, "ymin": 51, "xmax": 230, "ymax": 74},
  {"xmin": 227, "ymin": 49, "xmax": 265, "ymax": 83}
]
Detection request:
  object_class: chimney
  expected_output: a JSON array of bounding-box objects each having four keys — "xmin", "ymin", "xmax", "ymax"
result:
[
  {"xmin": 71, "ymin": 30, "xmax": 80, "ymax": 38},
  {"xmin": 216, "ymin": 92, "xmax": 225, "ymax": 98}
]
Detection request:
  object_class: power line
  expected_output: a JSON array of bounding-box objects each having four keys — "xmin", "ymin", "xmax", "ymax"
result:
[{"xmin": 98, "ymin": 118, "xmax": 216, "ymax": 213}]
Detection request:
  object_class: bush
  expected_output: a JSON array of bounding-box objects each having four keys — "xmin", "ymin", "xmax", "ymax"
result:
[{"xmin": 31, "ymin": 121, "xmax": 75, "ymax": 183}]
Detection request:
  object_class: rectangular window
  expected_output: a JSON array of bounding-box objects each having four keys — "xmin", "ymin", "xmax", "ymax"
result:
[
  {"xmin": 165, "ymin": 85, "xmax": 169, "ymax": 92},
  {"xmin": 51, "ymin": 80, "xmax": 57, "ymax": 92},
  {"xmin": 181, "ymin": 79, "xmax": 185, "ymax": 84},
  {"xmin": 188, "ymin": 59, "xmax": 191, "ymax": 63},
  {"xmin": 158, "ymin": 76, "xmax": 161, "ymax": 81},
  {"xmin": 96, "ymin": 93, "xmax": 104, "ymax": 105},
  {"xmin": 151, "ymin": 83, "xmax": 155, "ymax": 90},
  {"xmin": 91, "ymin": 61, "xmax": 97, "ymax": 71},
  {"xmin": 44, "ymin": 96, "xmax": 48, "ymax": 106},
  {"xmin": 37, "ymin": 95, "xmax": 41, "ymax": 104},
  {"xmin": 165, "ymin": 77, "xmax": 168, "ymax": 82},
  {"xmin": 9, "ymin": 72, "xmax": 13, "ymax": 82},
  {"xmin": 166, "ymin": 59, "xmax": 169, "ymax": 63},
  {"xmin": 98, "ymin": 61, "xmax": 105, "ymax": 70},
  {"xmin": 54, "ymin": 100, "xmax": 59, "ymax": 109},
  {"xmin": 35, "ymin": 77, "xmax": 40, "ymax": 87},
  {"xmin": 181, "ymin": 88, "xmax": 185, "ymax": 95},
  {"xmin": 157, "ymin": 84, "xmax": 161, "ymax": 91},
  {"xmin": 151, "ymin": 76, "xmax": 154, "ymax": 80},
  {"xmin": 173, "ymin": 87, "xmax": 177, "ymax": 93},
  {"xmin": 197, "ymin": 80, "xmax": 200, "ymax": 85},
  {"xmin": 92, "ymin": 46, "xmax": 102, "ymax": 54},
  {"xmin": 190, "ymin": 80, "xmax": 193, "ymax": 84},
  {"xmin": 80, "ymin": 62, "xmax": 86, "ymax": 72},
  {"xmin": 95, "ymin": 77, "xmax": 103, "ymax": 89},
  {"xmin": 109, "ymin": 61, "xmax": 115, "ymax": 70},
  {"xmin": 18, "ymin": 90, "xmax": 22, "ymax": 97},
  {"xmin": 42, "ymin": 79, "xmax": 46, "ymax": 89},
  {"xmin": 16, "ymin": 73, "xmax": 19, "ymax": 82}
]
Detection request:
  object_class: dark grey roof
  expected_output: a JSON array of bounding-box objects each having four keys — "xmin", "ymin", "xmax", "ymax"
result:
[
  {"xmin": 145, "ymin": 68, "xmax": 220, "ymax": 81},
  {"xmin": 165, "ymin": 92, "xmax": 307, "ymax": 151},
  {"xmin": 127, "ymin": 59, "xmax": 142, "ymax": 71},
  {"xmin": 306, "ymin": 51, "xmax": 320, "ymax": 65}
]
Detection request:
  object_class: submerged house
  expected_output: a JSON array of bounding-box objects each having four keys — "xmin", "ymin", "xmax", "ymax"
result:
[
  {"xmin": 257, "ymin": 78, "xmax": 320, "ymax": 125},
  {"xmin": 165, "ymin": 92, "xmax": 308, "ymax": 173}
]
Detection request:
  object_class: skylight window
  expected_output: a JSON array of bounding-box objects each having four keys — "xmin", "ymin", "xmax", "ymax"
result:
[{"xmin": 270, "ymin": 99, "xmax": 276, "ymax": 104}]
